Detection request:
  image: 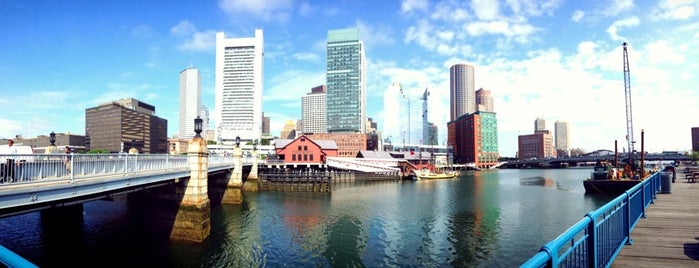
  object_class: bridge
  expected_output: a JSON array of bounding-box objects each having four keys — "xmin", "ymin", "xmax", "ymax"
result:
[{"xmin": 500, "ymin": 152, "xmax": 690, "ymax": 169}]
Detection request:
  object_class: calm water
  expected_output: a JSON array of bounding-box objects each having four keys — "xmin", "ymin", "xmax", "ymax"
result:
[{"xmin": 0, "ymin": 168, "xmax": 614, "ymax": 267}]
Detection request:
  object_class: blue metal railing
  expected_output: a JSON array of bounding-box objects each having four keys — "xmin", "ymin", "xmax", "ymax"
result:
[
  {"xmin": 0, "ymin": 244, "xmax": 38, "ymax": 268},
  {"xmin": 521, "ymin": 172, "xmax": 661, "ymax": 268}
]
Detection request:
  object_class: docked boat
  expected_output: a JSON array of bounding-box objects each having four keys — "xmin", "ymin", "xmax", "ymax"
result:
[
  {"xmin": 414, "ymin": 168, "xmax": 457, "ymax": 180},
  {"xmin": 582, "ymin": 161, "xmax": 647, "ymax": 194}
]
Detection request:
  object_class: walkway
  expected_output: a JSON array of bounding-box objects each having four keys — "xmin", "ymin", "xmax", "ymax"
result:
[{"xmin": 612, "ymin": 167, "xmax": 699, "ymax": 267}]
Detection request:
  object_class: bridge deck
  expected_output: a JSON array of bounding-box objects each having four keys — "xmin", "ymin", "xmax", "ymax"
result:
[{"xmin": 612, "ymin": 166, "xmax": 699, "ymax": 267}]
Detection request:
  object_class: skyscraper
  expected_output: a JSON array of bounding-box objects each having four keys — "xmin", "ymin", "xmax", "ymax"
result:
[
  {"xmin": 475, "ymin": 88, "xmax": 494, "ymax": 112},
  {"xmin": 554, "ymin": 120, "xmax": 570, "ymax": 150},
  {"xmin": 326, "ymin": 28, "xmax": 366, "ymax": 133},
  {"xmin": 302, "ymin": 85, "xmax": 327, "ymax": 134},
  {"xmin": 382, "ymin": 82, "xmax": 402, "ymax": 145},
  {"xmin": 215, "ymin": 29, "xmax": 263, "ymax": 144},
  {"xmin": 178, "ymin": 67, "xmax": 201, "ymax": 140},
  {"xmin": 450, "ymin": 64, "xmax": 475, "ymax": 121},
  {"xmin": 535, "ymin": 117, "xmax": 547, "ymax": 132}
]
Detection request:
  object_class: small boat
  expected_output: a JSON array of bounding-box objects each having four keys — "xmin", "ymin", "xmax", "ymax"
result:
[{"xmin": 414, "ymin": 168, "xmax": 457, "ymax": 180}]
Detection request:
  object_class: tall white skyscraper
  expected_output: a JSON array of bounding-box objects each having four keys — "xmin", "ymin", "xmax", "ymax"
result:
[
  {"xmin": 382, "ymin": 82, "xmax": 402, "ymax": 145},
  {"xmin": 555, "ymin": 120, "xmax": 570, "ymax": 150},
  {"xmin": 215, "ymin": 29, "xmax": 263, "ymax": 143},
  {"xmin": 326, "ymin": 28, "xmax": 366, "ymax": 133},
  {"xmin": 450, "ymin": 64, "xmax": 475, "ymax": 121},
  {"xmin": 178, "ymin": 67, "xmax": 201, "ymax": 140},
  {"xmin": 301, "ymin": 85, "xmax": 327, "ymax": 134}
]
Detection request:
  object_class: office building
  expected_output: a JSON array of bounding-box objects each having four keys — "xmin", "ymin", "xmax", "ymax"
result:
[
  {"xmin": 301, "ymin": 85, "xmax": 327, "ymax": 134},
  {"xmin": 215, "ymin": 29, "xmax": 263, "ymax": 144},
  {"xmin": 262, "ymin": 112, "xmax": 270, "ymax": 136},
  {"xmin": 178, "ymin": 67, "xmax": 201, "ymax": 140},
  {"xmin": 450, "ymin": 64, "xmax": 475, "ymax": 121},
  {"xmin": 475, "ymin": 88, "xmax": 494, "ymax": 112},
  {"xmin": 85, "ymin": 98, "xmax": 168, "ymax": 153},
  {"xmin": 692, "ymin": 127, "xmax": 699, "ymax": 152},
  {"xmin": 518, "ymin": 130, "xmax": 556, "ymax": 159},
  {"xmin": 326, "ymin": 27, "xmax": 366, "ymax": 133},
  {"xmin": 555, "ymin": 120, "xmax": 570, "ymax": 150},
  {"xmin": 535, "ymin": 117, "xmax": 546, "ymax": 132},
  {"xmin": 447, "ymin": 111, "xmax": 499, "ymax": 168}
]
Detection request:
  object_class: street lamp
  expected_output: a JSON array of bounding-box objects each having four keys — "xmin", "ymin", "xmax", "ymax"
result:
[
  {"xmin": 235, "ymin": 135, "xmax": 240, "ymax": 148},
  {"xmin": 194, "ymin": 116, "xmax": 203, "ymax": 138},
  {"xmin": 253, "ymin": 139, "xmax": 257, "ymax": 150},
  {"xmin": 49, "ymin": 131, "xmax": 56, "ymax": 146}
]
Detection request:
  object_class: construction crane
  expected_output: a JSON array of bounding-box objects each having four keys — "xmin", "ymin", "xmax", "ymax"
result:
[{"xmin": 622, "ymin": 42, "xmax": 635, "ymax": 166}]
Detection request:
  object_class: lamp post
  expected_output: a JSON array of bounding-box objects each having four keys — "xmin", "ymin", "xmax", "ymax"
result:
[
  {"xmin": 194, "ymin": 116, "xmax": 203, "ymax": 138},
  {"xmin": 253, "ymin": 139, "xmax": 257, "ymax": 151},
  {"xmin": 49, "ymin": 131, "xmax": 56, "ymax": 146},
  {"xmin": 235, "ymin": 135, "xmax": 240, "ymax": 148}
]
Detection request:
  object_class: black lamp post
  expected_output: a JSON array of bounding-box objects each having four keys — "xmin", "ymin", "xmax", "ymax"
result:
[
  {"xmin": 49, "ymin": 131, "xmax": 56, "ymax": 146},
  {"xmin": 235, "ymin": 136, "xmax": 240, "ymax": 148},
  {"xmin": 253, "ymin": 139, "xmax": 257, "ymax": 151},
  {"xmin": 194, "ymin": 116, "xmax": 203, "ymax": 138}
]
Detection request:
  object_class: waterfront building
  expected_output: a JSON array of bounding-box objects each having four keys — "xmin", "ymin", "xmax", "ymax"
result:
[
  {"xmin": 85, "ymin": 98, "xmax": 167, "ymax": 153},
  {"xmin": 517, "ymin": 130, "xmax": 556, "ymax": 159},
  {"xmin": 301, "ymin": 85, "xmax": 327, "ymax": 134},
  {"xmin": 274, "ymin": 135, "xmax": 338, "ymax": 164},
  {"xmin": 447, "ymin": 111, "xmax": 499, "ymax": 168},
  {"xmin": 326, "ymin": 27, "xmax": 366, "ymax": 133},
  {"xmin": 450, "ymin": 63, "xmax": 475, "ymax": 121},
  {"xmin": 421, "ymin": 88, "xmax": 430, "ymax": 145},
  {"xmin": 178, "ymin": 67, "xmax": 201, "ymax": 140},
  {"xmin": 215, "ymin": 29, "xmax": 263, "ymax": 144},
  {"xmin": 427, "ymin": 123, "xmax": 438, "ymax": 146},
  {"xmin": 555, "ymin": 120, "xmax": 570, "ymax": 151},
  {"xmin": 262, "ymin": 112, "xmax": 270, "ymax": 136},
  {"xmin": 535, "ymin": 117, "xmax": 547, "ymax": 132},
  {"xmin": 475, "ymin": 88, "xmax": 494, "ymax": 112},
  {"xmin": 2, "ymin": 133, "xmax": 86, "ymax": 153},
  {"xmin": 200, "ymin": 105, "xmax": 211, "ymax": 141},
  {"xmin": 306, "ymin": 133, "xmax": 367, "ymax": 158},
  {"xmin": 693, "ymin": 127, "xmax": 699, "ymax": 152}
]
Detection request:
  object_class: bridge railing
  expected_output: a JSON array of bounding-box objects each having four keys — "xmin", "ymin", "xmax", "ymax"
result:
[
  {"xmin": 0, "ymin": 153, "xmax": 239, "ymax": 185},
  {"xmin": 521, "ymin": 172, "xmax": 661, "ymax": 268}
]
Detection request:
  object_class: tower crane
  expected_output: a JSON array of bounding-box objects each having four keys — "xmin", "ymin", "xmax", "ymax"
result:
[{"xmin": 622, "ymin": 42, "xmax": 635, "ymax": 166}]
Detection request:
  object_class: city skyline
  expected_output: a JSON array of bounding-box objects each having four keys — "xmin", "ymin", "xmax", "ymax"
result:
[{"xmin": 1, "ymin": 1, "xmax": 698, "ymax": 156}]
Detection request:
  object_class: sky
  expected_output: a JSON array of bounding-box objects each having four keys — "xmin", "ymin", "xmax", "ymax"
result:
[{"xmin": 1, "ymin": 0, "xmax": 698, "ymax": 157}]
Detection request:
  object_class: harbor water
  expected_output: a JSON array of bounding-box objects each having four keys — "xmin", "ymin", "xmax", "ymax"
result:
[{"xmin": 0, "ymin": 168, "xmax": 614, "ymax": 267}]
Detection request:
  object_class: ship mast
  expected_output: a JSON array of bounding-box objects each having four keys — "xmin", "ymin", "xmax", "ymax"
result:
[{"xmin": 622, "ymin": 42, "xmax": 635, "ymax": 167}]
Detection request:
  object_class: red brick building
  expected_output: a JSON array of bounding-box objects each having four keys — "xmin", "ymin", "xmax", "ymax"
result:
[
  {"xmin": 306, "ymin": 133, "xmax": 367, "ymax": 158},
  {"xmin": 517, "ymin": 130, "xmax": 556, "ymax": 159},
  {"xmin": 274, "ymin": 135, "xmax": 338, "ymax": 164}
]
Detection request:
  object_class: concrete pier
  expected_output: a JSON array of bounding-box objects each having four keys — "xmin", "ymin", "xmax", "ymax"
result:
[
  {"xmin": 169, "ymin": 136, "xmax": 211, "ymax": 242},
  {"xmin": 222, "ymin": 145, "xmax": 243, "ymax": 203}
]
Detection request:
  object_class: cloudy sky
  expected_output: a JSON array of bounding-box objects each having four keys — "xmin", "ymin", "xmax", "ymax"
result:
[{"xmin": 1, "ymin": 0, "xmax": 698, "ymax": 157}]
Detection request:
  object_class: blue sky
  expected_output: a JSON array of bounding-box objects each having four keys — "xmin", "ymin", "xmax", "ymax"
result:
[{"xmin": 1, "ymin": 0, "xmax": 698, "ymax": 157}]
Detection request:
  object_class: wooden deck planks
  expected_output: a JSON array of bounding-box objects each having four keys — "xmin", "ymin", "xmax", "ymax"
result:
[{"xmin": 612, "ymin": 167, "xmax": 699, "ymax": 267}]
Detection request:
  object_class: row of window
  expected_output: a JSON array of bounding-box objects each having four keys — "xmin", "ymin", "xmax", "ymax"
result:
[{"xmin": 291, "ymin": 154, "xmax": 315, "ymax": 161}]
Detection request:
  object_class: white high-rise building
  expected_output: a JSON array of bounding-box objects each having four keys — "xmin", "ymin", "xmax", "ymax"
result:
[
  {"xmin": 301, "ymin": 85, "xmax": 327, "ymax": 134},
  {"xmin": 178, "ymin": 67, "xmax": 201, "ymax": 140},
  {"xmin": 215, "ymin": 30, "xmax": 263, "ymax": 144},
  {"xmin": 555, "ymin": 120, "xmax": 570, "ymax": 150},
  {"xmin": 382, "ymin": 82, "xmax": 402, "ymax": 146}
]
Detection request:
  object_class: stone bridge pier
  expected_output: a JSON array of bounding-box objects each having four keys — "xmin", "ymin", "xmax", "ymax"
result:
[{"xmin": 170, "ymin": 135, "xmax": 211, "ymax": 242}]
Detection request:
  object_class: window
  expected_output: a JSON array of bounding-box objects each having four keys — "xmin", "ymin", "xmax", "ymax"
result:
[
  {"xmin": 304, "ymin": 146, "xmax": 307, "ymax": 151},
  {"xmin": 292, "ymin": 154, "xmax": 296, "ymax": 161},
  {"xmin": 304, "ymin": 155, "xmax": 308, "ymax": 161},
  {"xmin": 310, "ymin": 155, "xmax": 314, "ymax": 161}
]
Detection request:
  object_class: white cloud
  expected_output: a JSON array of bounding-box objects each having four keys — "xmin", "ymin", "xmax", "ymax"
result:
[
  {"xmin": 652, "ymin": 0, "xmax": 699, "ymax": 20},
  {"xmin": 471, "ymin": 0, "xmax": 501, "ymax": 20},
  {"xmin": 571, "ymin": 10, "xmax": 585, "ymax": 22},
  {"xmin": 292, "ymin": 52, "xmax": 319, "ymax": 61},
  {"xmin": 298, "ymin": 2, "xmax": 315, "ymax": 17},
  {"xmin": 218, "ymin": 0, "xmax": 293, "ymax": 23},
  {"xmin": 603, "ymin": 0, "xmax": 635, "ymax": 17},
  {"xmin": 170, "ymin": 21, "xmax": 216, "ymax": 52},
  {"xmin": 356, "ymin": 20, "xmax": 396, "ymax": 49},
  {"xmin": 606, "ymin": 17, "xmax": 640, "ymax": 41},
  {"xmin": 505, "ymin": 0, "xmax": 562, "ymax": 16},
  {"xmin": 401, "ymin": 0, "xmax": 430, "ymax": 14},
  {"xmin": 263, "ymin": 69, "xmax": 325, "ymax": 102},
  {"xmin": 644, "ymin": 40, "xmax": 685, "ymax": 64}
]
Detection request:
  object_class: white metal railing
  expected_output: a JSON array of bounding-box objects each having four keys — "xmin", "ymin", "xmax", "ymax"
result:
[{"xmin": 0, "ymin": 153, "xmax": 238, "ymax": 185}]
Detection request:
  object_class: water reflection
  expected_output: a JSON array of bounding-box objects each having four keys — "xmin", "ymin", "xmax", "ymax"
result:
[{"xmin": 0, "ymin": 169, "xmax": 618, "ymax": 267}]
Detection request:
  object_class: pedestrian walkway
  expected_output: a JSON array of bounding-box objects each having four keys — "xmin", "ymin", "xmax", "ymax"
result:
[{"xmin": 613, "ymin": 166, "xmax": 699, "ymax": 267}]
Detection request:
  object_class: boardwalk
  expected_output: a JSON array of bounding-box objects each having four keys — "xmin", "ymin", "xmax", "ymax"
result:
[{"xmin": 613, "ymin": 167, "xmax": 699, "ymax": 267}]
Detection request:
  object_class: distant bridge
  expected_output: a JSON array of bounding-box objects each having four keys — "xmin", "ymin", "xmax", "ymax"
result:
[{"xmin": 500, "ymin": 153, "xmax": 690, "ymax": 169}]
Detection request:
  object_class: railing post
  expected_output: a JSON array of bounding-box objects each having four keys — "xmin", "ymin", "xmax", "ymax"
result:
[
  {"xmin": 69, "ymin": 153, "xmax": 74, "ymax": 183},
  {"xmin": 585, "ymin": 213, "xmax": 598, "ymax": 268},
  {"xmin": 123, "ymin": 154, "xmax": 128, "ymax": 175},
  {"xmin": 624, "ymin": 192, "xmax": 633, "ymax": 245}
]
